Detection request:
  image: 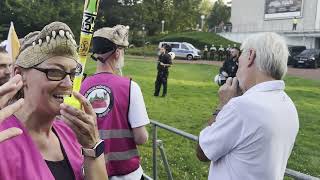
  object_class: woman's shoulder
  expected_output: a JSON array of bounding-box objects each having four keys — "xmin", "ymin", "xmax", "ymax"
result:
[{"xmin": 0, "ymin": 115, "xmax": 21, "ymax": 130}]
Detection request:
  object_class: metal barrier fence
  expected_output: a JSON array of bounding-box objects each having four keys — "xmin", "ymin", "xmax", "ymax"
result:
[{"xmin": 150, "ymin": 120, "xmax": 319, "ymax": 180}]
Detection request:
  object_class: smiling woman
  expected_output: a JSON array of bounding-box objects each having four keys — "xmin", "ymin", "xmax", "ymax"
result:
[{"xmin": 0, "ymin": 22, "xmax": 107, "ymax": 180}]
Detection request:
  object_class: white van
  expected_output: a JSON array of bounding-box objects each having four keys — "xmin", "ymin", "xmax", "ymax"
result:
[{"xmin": 158, "ymin": 42, "xmax": 201, "ymax": 60}]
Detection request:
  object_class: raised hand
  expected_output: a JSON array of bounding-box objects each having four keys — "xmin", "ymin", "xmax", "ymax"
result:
[
  {"xmin": 60, "ymin": 91, "xmax": 100, "ymax": 148},
  {"xmin": 0, "ymin": 75, "xmax": 24, "ymax": 142}
]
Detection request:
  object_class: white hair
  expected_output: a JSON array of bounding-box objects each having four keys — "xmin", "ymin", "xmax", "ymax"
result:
[{"xmin": 240, "ymin": 32, "xmax": 288, "ymax": 80}]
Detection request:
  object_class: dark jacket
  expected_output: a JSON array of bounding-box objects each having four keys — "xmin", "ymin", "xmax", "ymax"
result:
[
  {"xmin": 219, "ymin": 57, "xmax": 239, "ymax": 77},
  {"xmin": 157, "ymin": 53, "xmax": 172, "ymax": 72}
]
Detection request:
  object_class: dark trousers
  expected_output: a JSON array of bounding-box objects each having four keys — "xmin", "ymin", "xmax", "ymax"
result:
[
  {"xmin": 210, "ymin": 52, "xmax": 215, "ymax": 60},
  {"xmin": 203, "ymin": 51, "xmax": 208, "ymax": 60},
  {"xmin": 154, "ymin": 70, "xmax": 168, "ymax": 96},
  {"xmin": 218, "ymin": 54, "xmax": 223, "ymax": 61},
  {"xmin": 292, "ymin": 24, "xmax": 297, "ymax": 30}
]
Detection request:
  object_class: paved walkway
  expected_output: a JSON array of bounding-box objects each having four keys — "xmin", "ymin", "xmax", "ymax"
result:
[{"xmin": 127, "ymin": 55, "xmax": 320, "ymax": 81}]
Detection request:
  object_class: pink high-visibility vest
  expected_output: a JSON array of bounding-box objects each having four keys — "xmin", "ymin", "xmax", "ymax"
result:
[
  {"xmin": 81, "ymin": 72, "xmax": 140, "ymax": 176},
  {"xmin": 0, "ymin": 115, "xmax": 84, "ymax": 180}
]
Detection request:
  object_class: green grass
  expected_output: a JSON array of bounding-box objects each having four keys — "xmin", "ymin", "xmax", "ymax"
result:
[{"xmin": 84, "ymin": 56, "xmax": 320, "ymax": 179}]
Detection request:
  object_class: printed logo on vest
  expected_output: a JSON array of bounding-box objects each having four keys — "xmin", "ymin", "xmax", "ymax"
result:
[{"xmin": 84, "ymin": 85, "xmax": 114, "ymax": 118}]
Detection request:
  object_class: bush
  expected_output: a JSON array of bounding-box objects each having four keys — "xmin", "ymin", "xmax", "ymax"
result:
[
  {"xmin": 127, "ymin": 31, "xmax": 239, "ymax": 57},
  {"xmin": 148, "ymin": 31, "xmax": 239, "ymax": 49},
  {"xmin": 126, "ymin": 45, "xmax": 158, "ymax": 56}
]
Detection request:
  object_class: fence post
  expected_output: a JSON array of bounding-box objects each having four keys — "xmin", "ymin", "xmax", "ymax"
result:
[
  {"xmin": 152, "ymin": 124, "xmax": 158, "ymax": 180},
  {"xmin": 157, "ymin": 140, "xmax": 173, "ymax": 180}
]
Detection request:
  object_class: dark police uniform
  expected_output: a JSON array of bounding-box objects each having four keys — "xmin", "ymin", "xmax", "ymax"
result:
[
  {"xmin": 219, "ymin": 57, "xmax": 239, "ymax": 78},
  {"xmin": 218, "ymin": 47, "xmax": 225, "ymax": 61},
  {"xmin": 154, "ymin": 52, "xmax": 172, "ymax": 97}
]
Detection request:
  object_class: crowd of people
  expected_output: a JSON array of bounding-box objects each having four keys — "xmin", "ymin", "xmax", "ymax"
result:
[{"xmin": 0, "ymin": 19, "xmax": 299, "ymax": 180}]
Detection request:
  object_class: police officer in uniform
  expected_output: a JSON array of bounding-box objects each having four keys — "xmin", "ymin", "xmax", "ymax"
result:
[
  {"xmin": 154, "ymin": 44, "xmax": 172, "ymax": 97},
  {"xmin": 218, "ymin": 45, "xmax": 225, "ymax": 61},
  {"xmin": 225, "ymin": 44, "xmax": 231, "ymax": 60},
  {"xmin": 209, "ymin": 44, "xmax": 217, "ymax": 60},
  {"xmin": 203, "ymin": 45, "xmax": 208, "ymax": 60},
  {"xmin": 219, "ymin": 47, "xmax": 240, "ymax": 78}
]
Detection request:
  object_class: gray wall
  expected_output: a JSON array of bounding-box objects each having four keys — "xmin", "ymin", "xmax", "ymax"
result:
[
  {"xmin": 231, "ymin": 0, "xmax": 319, "ymax": 32},
  {"xmin": 218, "ymin": 32, "xmax": 318, "ymax": 49}
]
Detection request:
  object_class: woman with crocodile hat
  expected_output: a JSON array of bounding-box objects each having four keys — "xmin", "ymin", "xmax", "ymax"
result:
[{"xmin": 0, "ymin": 22, "xmax": 107, "ymax": 180}]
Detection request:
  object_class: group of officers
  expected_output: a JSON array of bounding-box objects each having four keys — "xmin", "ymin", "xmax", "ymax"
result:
[{"xmin": 203, "ymin": 44, "xmax": 238, "ymax": 61}]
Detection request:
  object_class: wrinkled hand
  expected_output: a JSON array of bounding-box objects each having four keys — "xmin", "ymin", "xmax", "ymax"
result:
[
  {"xmin": 218, "ymin": 77, "xmax": 241, "ymax": 109},
  {"xmin": 0, "ymin": 75, "xmax": 24, "ymax": 142},
  {"xmin": 60, "ymin": 92, "xmax": 99, "ymax": 148}
]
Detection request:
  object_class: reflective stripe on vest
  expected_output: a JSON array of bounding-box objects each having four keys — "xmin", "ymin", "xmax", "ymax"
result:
[
  {"xmin": 99, "ymin": 129, "xmax": 133, "ymax": 139},
  {"xmin": 105, "ymin": 149, "xmax": 139, "ymax": 161}
]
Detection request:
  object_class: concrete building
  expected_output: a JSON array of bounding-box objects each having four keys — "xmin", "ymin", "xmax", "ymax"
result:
[{"xmin": 219, "ymin": 0, "xmax": 320, "ymax": 48}]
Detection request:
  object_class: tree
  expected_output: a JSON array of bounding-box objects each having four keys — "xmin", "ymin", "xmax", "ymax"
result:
[
  {"xmin": 0, "ymin": 0, "xmax": 83, "ymax": 41},
  {"xmin": 0, "ymin": 0, "xmax": 205, "ymax": 41},
  {"xmin": 207, "ymin": 0, "xmax": 231, "ymax": 29},
  {"xmin": 199, "ymin": 0, "xmax": 213, "ymax": 16}
]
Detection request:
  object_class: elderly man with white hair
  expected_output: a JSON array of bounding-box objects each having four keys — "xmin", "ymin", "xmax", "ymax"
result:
[{"xmin": 196, "ymin": 32, "xmax": 299, "ymax": 180}]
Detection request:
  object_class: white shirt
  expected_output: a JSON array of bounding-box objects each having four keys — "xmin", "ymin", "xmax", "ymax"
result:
[
  {"xmin": 199, "ymin": 80, "xmax": 299, "ymax": 180},
  {"xmin": 129, "ymin": 81, "xmax": 150, "ymax": 128},
  {"xmin": 111, "ymin": 81, "xmax": 149, "ymax": 180}
]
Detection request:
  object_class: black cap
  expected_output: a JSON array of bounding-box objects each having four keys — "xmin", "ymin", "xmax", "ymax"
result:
[{"xmin": 92, "ymin": 37, "xmax": 116, "ymax": 54}]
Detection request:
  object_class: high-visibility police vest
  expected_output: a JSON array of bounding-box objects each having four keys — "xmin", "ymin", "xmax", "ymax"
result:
[{"xmin": 80, "ymin": 72, "xmax": 140, "ymax": 176}]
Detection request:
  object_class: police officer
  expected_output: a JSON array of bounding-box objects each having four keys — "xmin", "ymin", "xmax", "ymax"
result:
[
  {"xmin": 218, "ymin": 45, "xmax": 225, "ymax": 61},
  {"xmin": 154, "ymin": 44, "xmax": 172, "ymax": 97},
  {"xmin": 219, "ymin": 47, "xmax": 240, "ymax": 78},
  {"xmin": 225, "ymin": 44, "xmax": 231, "ymax": 60},
  {"xmin": 209, "ymin": 44, "xmax": 216, "ymax": 60},
  {"xmin": 203, "ymin": 45, "xmax": 208, "ymax": 60}
]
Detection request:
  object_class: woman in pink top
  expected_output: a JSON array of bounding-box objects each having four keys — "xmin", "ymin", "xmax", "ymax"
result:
[{"xmin": 0, "ymin": 22, "xmax": 107, "ymax": 180}]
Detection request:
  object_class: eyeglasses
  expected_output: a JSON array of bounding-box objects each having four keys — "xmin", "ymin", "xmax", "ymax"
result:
[{"xmin": 32, "ymin": 67, "xmax": 81, "ymax": 81}]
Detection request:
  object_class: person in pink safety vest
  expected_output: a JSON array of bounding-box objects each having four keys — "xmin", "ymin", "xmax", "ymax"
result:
[
  {"xmin": 80, "ymin": 25, "xmax": 150, "ymax": 180},
  {"xmin": 0, "ymin": 22, "xmax": 108, "ymax": 180}
]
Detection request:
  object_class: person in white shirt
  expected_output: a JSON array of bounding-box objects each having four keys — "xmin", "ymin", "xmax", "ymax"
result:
[{"xmin": 196, "ymin": 32, "xmax": 299, "ymax": 180}]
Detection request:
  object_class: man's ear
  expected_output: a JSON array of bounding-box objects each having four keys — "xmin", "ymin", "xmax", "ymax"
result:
[
  {"xmin": 13, "ymin": 66, "xmax": 26, "ymax": 84},
  {"xmin": 247, "ymin": 49, "xmax": 256, "ymax": 67},
  {"xmin": 13, "ymin": 65, "xmax": 22, "ymax": 76},
  {"xmin": 115, "ymin": 49, "xmax": 121, "ymax": 59}
]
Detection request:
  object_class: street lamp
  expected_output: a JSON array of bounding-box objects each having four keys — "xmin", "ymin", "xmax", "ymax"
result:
[
  {"xmin": 142, "ymin": 24, "xmax": 146, "ymax": 58},
  {"xmin": 161, "ymin": 20, "xmax": 165, "ymax": 33},
  {"xmin": 201, "ymin": 15, "xmax": 205, "ymax": 31}
]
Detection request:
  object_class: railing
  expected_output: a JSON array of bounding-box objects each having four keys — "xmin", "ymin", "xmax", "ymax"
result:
[{"xmin": 150, "ymin": 120, "xmax": 320, "ymax": 180}]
